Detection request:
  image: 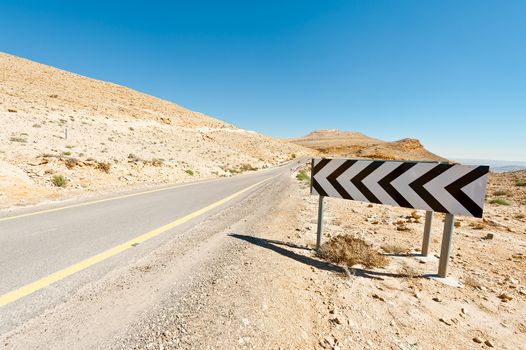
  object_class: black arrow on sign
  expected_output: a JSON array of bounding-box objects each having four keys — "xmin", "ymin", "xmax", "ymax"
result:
[
  {"xmin": 351, "ymin": 161, "xmax": 384, "ymax": 204},
  {"xmin": 445, "ymin": 165, "xmax": 489, "ymax": 218},
  {"xmin": 327, "ymin": 160, "xmax": 355, "ymax": 200},
  {"xmin": 378, "ymin": 162, "xmax": 417, "ymax": 208},
  {"xmin": 409, "ymin": 163, "xmax": 451, "ymax": 213},
  {"xmin": 311, "ymin": 158, "xmax": 331, "ymax": 196}
]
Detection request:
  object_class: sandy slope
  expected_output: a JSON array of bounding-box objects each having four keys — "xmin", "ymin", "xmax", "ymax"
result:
[{"xmin": 0, "ymin": 52, "xmax": 310, "ymax": 209}]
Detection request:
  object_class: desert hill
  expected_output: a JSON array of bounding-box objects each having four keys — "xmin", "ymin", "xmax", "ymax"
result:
[
  {"xmin": 287, "ymin": 129, "xmax": 446, "ymax": 161},
  {"xmin": 0, "ymin": 52, "xmax": 310, "ymax": 208}
]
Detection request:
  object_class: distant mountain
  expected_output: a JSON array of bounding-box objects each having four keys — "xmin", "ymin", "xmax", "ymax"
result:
[
  {"xmin": 454, "ymin": 159, "xmax": 526, "ymax": 173},
  {"xmin": 286, "ymin": 129, "xmax": 446, "ymax": 162}
]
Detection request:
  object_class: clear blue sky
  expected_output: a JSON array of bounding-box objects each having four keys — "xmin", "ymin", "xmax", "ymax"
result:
[{"xmin": 1, "ymin": 1, "xmax": 525, "ymax": 161}]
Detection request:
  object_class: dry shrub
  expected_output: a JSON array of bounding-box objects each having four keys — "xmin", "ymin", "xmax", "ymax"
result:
[
  {"xmin": 150, "ymin": 158, "xmax": 164, "ymax": 167},
  {"xmin": 128, "ymin": 153, "xmax": 142, "ymax": 162},
  {"xmin": 64, "ymin": 157, "xmax": 79, "ymax": 169},
  {"xmin": 463, "ymin": 275, "xmax": 482, "ymax": 289},
  {"xmin": 469, "ymin": 222, "xmax": 486, "ymax": 230},
  {"xmin": 381, "ymin": 243, "xmax": 406, "ymax": 254},
  {"xmin": 96, "ymin": 161, "xmax": 111, "ymax": 173},
  {"xmin": 239, "ymin": 163, "xmax": 258, "ymax": 172},
  {"xmin": 318, "ymin": 235, "xmax": 388, "ymax": 268}
]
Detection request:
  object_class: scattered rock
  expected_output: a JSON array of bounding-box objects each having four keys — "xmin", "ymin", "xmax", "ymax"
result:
[
  {"xmin": 498, "ymin": 293, "xmax": 513, "ymax": 302},
  {"xmin": 432, "ymin": 297, "xmax": 441, "ymax": 302},
  {"xmin": 411, "ymin": 211, "xmax": 421, "ymax": 220},
  {"xmin": 484, "ymin": 340, "xmax": 494, "ymax": 347},
  {"xmin": 372, "ymin": 294, "xmax": 385, "ymax": 302},
  {"xmin": 439, "ymin": 318, "xmax": 452, "ymax": 326},
  {"xmin": 483, "ymin": 233, "xmax": 494, "ymax": 240},
  {"xmin": 473, "ymin": 337, "xmax": 483, "ymax": 344},
  {"xmin": 323, "ymin": 336, "xmax": 335, "ymax": 347},
  {"xmin": 331, "ymin": 317, "xmax": 342, "ymax": 325}
]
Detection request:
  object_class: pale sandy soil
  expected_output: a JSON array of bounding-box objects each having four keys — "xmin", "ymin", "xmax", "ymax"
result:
[{"xmin": 4, "ymin": 169, "xmax": 524, "ymax": 349}]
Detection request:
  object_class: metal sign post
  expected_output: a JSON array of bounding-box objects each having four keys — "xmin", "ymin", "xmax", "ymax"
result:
[
  {"xmin": 316, "ymin": 195, "xmax": 324, "ymax": 251},
  {"xmin": 438, "ymin": 214, "xmax": 456, "ymax": 278},
  {"xmin": 421, "ymin": 211, "xmax": 433, "ymax": 256}
]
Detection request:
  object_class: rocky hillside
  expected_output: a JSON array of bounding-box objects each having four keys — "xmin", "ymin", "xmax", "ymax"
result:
[
  {"xmin": 287, "ymin": 129, "xmax": 446, "ymax": 162},
  {"xmin": 0, "ymin": 52, "xmax": 310, "ymax": 208}
]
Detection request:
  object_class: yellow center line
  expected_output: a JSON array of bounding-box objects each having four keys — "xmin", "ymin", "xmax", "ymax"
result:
[{"xmin": 0, "ymin": 177, "xmax": 274, "ymax": 308}]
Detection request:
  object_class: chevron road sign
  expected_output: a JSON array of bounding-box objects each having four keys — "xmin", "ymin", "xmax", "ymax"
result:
[
  {"xmin": 311, "ymin": 159, "xmax": 489, "ymax": 217},
  {"xmin": 310, "ymin": 158, "xmax": 490, "ymax": 278}
]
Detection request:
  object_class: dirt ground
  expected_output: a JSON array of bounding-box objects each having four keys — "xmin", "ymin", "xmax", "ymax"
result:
[{"xmin": 3, "ymin": 168, "xmax": 524, "ymax": 349}]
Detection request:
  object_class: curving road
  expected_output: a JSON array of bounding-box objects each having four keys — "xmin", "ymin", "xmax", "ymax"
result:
[{"xmin": 0, "ymin": 159, "xmax": 304, "ymax": 335}]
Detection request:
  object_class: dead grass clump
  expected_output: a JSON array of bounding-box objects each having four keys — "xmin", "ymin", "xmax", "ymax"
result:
[
  {"xmin": 64, "ymin": 157, "xmax": 79, "ymax": 169},
  {"xmin": 239, "ymin": 163, "xmax": 258, "ymax": 172},
  {"xmin": 10, "ymin": 136, "xmax": 27, "ymax": 143},
  {"xmin": 493, "ymin": 190, "xmax": 509, "ymax": 196},
  {"xmin": 96, "ymin": 161, "xmax": 111, "ymax": 173},
  {"xmin": 463, "ymin": 275, "xmax": 482, "ymax": 289},
  {"xmin": 128, "ymin": 153, "xmax": 142, "ymax": 162},
  {"xmin": 381, "ymin": 243, "xmax": 406, "ymax": 255},
  {"xmin": 469, "ymin": 222, "xmax": 486, "ymax": 230},
  {"xmin": 318, "ymin": 235, "xmax": 388, "ymax": 268},
  {"xmin": 143, "ymin": 158, "xmax": 164, "ymax": 167}
]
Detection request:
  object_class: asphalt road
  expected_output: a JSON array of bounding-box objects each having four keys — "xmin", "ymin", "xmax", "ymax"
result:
[{"xmin": 0, "ymin": 159, "xmax": 304, "ymax": 335}]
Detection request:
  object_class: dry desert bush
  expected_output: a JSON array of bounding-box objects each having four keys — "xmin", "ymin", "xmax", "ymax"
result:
[
  {"xmin": 318, "ymin": 235, "xmax": 388, "ymax": 269},
  {"xmin": 95, "ymin": 161, "xmax": 111, "ymax": 173},
  {"xmin": 381, "ymin": 243, "xmax": 407, "ymax": 255}
]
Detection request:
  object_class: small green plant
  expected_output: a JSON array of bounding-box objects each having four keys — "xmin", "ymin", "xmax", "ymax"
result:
[
  {"xmin": 296, "ymin": 170, "xmax": 310, "ymax": 182},
  {"xmin": 65, "ymin": 145, "xmax": 74, "ymax": 149},
  {"xmin": 62, "ymin": 151, "xmax": 72, "ymax": 156},
  {"xmin": 52, "ymin": 174, "xmax": 66, "ymax": 187},
  {"xmin": 490, "ymin": 198, "xmax": 510, "ymax": 206},
  {"xmin": 185, "ymin": 169, "xmax": 194, "ymax": 176},
  {"xmin": 32, "ymin": 123, "xmax": 42, "ymax": 128},
  {"xmin": 516, "ymin": 179, "xmax": 526, "ymax": 187}
]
